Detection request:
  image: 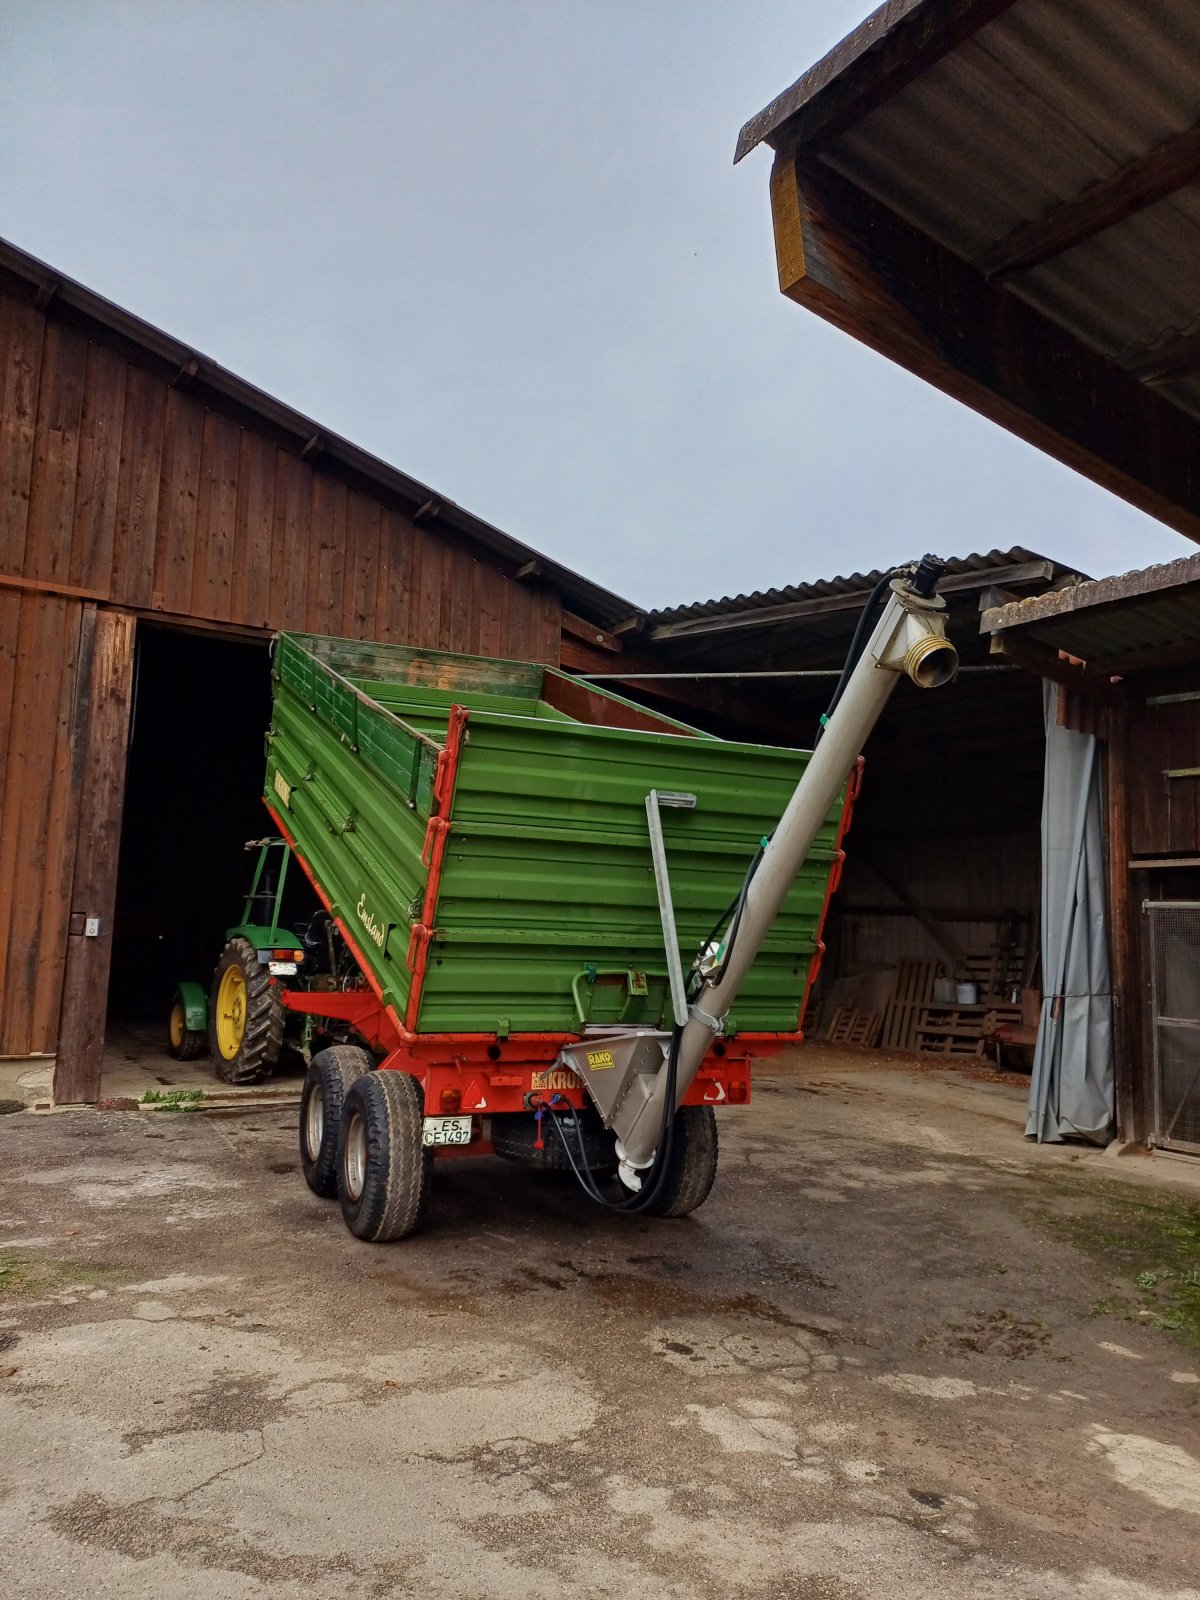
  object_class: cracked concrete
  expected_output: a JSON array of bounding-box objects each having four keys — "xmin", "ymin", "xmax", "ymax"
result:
[{"xmin": 2, "ymin": 1046, "xmax": 1199, "ymax": 1598}]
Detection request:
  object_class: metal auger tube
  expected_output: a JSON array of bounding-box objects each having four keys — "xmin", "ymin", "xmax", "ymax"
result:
[{"xmin": 611, "ymin": 569, "xmax": 958, "ymax": 1176}]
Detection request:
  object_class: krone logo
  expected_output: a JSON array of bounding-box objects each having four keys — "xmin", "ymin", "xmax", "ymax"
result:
[{"xmin": 356, "ymin": 892, "xmax": 387, "ymax": 950}]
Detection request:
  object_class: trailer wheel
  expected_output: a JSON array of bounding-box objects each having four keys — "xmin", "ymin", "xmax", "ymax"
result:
[
  {"xmin": 208, "ymin": 937, "xmax": 284, "ymax": 1084},
  {"xmin": 338, "ymin": 1070, "xmax": 431, "ymax": 1241},
  {"xmin": 300, "ymin": 1045, "xmax": 372, "ymax": 1198},
  {"xmin": 167, "ymin": 990, "xmax": 207, "ymax": 1061},
  {"xmin": 641, "ymin": 1106, "xmax": 719, "ymax": 1218}
]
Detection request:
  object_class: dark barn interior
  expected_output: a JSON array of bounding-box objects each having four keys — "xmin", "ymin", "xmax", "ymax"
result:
[{"xmin": 108, "ymin": 627, "xmax": 279, "ymax": 1025}]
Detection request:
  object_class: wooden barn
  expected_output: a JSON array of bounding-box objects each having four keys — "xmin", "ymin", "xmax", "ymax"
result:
[{"xmin": 0, "ymin": 238, "xmax": 636, "ymax": 1105}]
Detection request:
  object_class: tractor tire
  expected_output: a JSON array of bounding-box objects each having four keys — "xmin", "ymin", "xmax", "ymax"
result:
[
  {"xmin": 491, "ymin": 1109, "xmax": 618, "ymax": 1173},
  {"xmin": 300, "ymin": 1045, "xmax": 372, "ymax": 1198},
  {"xmin": 167, "ymin": 990, "xmax": 207, "ymax": 1061},
  {"xmin": 208, "ymin": 937, "xmax": 284, "ymax": 1085},
  {"xmin": 337, "ymin": 1070, "xmax": 431, "ymax": 1242},
  {"xmin": 641, "ymin": 1105, "xmax": 719, "ymax": 1219}
]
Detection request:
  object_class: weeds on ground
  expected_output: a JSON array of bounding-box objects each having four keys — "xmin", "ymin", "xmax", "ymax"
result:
[
  {"xmin": 0, "ymin": 1253, "xmax": 126, "ymax": 1296},
  {"xmin": 1034, "ymin": 1177, "xmax": 1200, "ymax": 1356},
  {"xmin": 139, "ymin": 1088, "xmax": 204, "ymax": 1111}
]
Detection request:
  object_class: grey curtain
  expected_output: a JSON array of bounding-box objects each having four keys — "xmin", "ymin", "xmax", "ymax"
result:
[{"xmin": 1027, "ymin": 683, "xmax": 1115, "ymax": 1144}]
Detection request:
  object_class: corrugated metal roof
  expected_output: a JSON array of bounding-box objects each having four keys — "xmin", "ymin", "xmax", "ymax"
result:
[
  {"xmin": 981, "ymin": 551, "xmax": 1200, "ymax": 672},
  {"xmin": 0, "ymin": 236, "xmax": 639, "ymax": 630},
  {"xmin": 648, "ymin": 545, "xmax": 1071, "ymax": 624},
  {"xmin": 822, "ymin": 0, "xmax": 1200, "ymax": 419}
]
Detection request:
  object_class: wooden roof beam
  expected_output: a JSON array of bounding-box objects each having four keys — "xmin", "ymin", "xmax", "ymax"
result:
[
  {"xmin": 770, "ymin": 151, "xmax": 1200, "ymax": 546},
  {"xmin": 988, "ymin": 634, "xmax": 1116, "ymax": 704},
  {"xmin": 561, "ymin": 610, "xmax": 621, "ymax": 653},
  {"xmin": 978, "ymin": 122, "xmax": 1200, "ymax": 282}
]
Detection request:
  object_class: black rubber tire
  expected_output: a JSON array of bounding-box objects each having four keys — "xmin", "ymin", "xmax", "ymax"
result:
[
  {"xmin": 641, "ymin": 1106, "xmax": 719, "ymax": 1218},
  {"xmin": 337, "ymin": 1070, "xmax": 431, "ymax": 1242},
  {"xmin": 167, "ymin": 990, "xmax": 207, "ymax": 1061},
  {"xmin": 491, "ymin": 1109, "xmax": 618, "ymax": 1173},
  {"xmin": 299, "ymin": 1045, "xmax": 372, "ymax": 1198},
  {"xmin": 208, "ymin": 936, "xmax": 285, "ymax": 1085}
]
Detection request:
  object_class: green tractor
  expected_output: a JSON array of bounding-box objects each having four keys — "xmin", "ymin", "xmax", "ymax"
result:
[{"xmin": 168, "ymin": 837, "xmax": 351, "ymax": 1083}]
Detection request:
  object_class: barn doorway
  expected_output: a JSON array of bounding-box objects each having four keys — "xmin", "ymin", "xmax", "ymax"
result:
[{"xmin": 104, "ymin": 624, "xmax": 276, "ymax": 1068}]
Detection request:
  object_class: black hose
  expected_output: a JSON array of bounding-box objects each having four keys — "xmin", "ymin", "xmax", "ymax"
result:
[
  {"xmin": 816, "ymin": 568, "xmax": 898, "ymax": 742},
  {"xmin": 705, "ymin": 837, "xmax": 766, "ymax": 986},
  {"xmin": 544, "ymin": 1026, "xmax": 681, "ymax": 1213}
]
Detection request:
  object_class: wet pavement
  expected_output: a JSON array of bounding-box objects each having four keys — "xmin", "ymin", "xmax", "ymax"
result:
[{"xmin": 2, "ymin": 1049, "xmax": 1199, "ymax": 1598}]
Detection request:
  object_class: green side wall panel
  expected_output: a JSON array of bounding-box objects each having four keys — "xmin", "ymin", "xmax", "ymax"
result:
[{"xmin": 264, "ymin": 632, "xmax": 846, "ymax": 1037}]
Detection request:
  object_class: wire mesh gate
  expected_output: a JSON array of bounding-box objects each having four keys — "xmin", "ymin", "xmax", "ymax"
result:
[{"xmin": 1147, "ymin": 901, "xmax": 1200, "ymax": 1155}]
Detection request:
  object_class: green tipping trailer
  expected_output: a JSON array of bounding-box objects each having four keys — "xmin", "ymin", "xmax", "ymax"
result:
[
  {"xmin": 188, "ymin": 627, "xmax": 869, "ymax": 1241},
  {"xmin": 181, "ymin": 557, "xmax": 959, "ymax": 1243},
  {"xmin": 263, "ymin": 632, "xmax": 851, "ymax": 1041}
]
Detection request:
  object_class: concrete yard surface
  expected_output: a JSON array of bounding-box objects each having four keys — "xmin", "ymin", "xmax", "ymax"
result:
[{"xmin": 2, "ymin": 1047, "xmax": 1200, "ymax": 1599}]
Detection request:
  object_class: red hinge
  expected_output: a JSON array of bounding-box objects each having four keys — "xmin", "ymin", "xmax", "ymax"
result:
[
  {"xmin": 406, "ymin": 923, "xmax": 431, "ymax": 973},
  {"xmin": 421, "ymin": 814, "xmax": 451, "ymax": 867}
]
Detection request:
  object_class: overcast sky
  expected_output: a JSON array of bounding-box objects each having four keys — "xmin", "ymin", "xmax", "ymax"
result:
[{"xmin": 3, "ymin": 2, "xmax": 1191, "ymax": 610}]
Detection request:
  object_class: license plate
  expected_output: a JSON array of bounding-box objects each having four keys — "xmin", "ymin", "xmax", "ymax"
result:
[
  {"xmin": 422, "ymin": 1115, "xmax": 473, "ymax": 1148},
  {"xmin": 268, "ymin": 961, "xmax": 297, "ymax": 976}
]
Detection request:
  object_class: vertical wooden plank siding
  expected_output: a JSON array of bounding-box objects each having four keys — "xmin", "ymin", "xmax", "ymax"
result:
[
  {"xmin": 111, "ymin": 365, "xmax": 165, "ymax": 609},
  {"xmin": 0, "ymin": 594, "xmax": 86, "ymax": 1056},
  {"xmin": 349, "ymin": 495, "xmax": 380, "ymax": 639},
  {"xmin": 415, "ymin": 526, "xmax": 441, "ymax": 647},
  {"xmin": 199, "ymin": 411, "xmax": 240, "ymax": 622},
  {"xmin": 152, "ymin": 385, "xmax": 204, "ymax": 613},
  {"xmin": 0, "ymin": 292, "xmax": 44, "ymax": 573},
  {"xmin": 309, "ymin": 474, "xmax": 348, "ymax": 636},
  {"xmin": 54, "ymin": 609, "xmax": 136, "ymax": 1102},
  {"xmin": 279, "ymin": 450, "xmax": 313, "ymax": 629},
  {"xmin": 231, "ymin": 430, "xmax": 276, "ymax": 628},
  {"xmin": 1, "ymin": 279, "xmax": 567, "ymax": 658},
  {"xmin": 24, "ymin": 319, "xmax": 88, "ymax": 584},
  {"xmin": 0, "ymin": 593, "xmax": 53, "ymax": 1042},
  {"xmin": 0, "ymin": 588, "xmax": 26, "ymax": 1037},
  {"xmin": 31, "ymin": 603, "xmax": 91, "ymax": 1037},
  {"xmin": 1128, "ymin": 687, "xmax": 1200, "ymax": 856},
  {"xmin": 371, "ymin": 504, "xmax": 402, "ymax": 639},
  {"xmin": 70, "ymin": 342, "xmax": 127, "ymax": 594}
]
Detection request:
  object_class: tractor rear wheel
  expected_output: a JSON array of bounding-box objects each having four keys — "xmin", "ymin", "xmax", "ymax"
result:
[
  {"xmin": 300, "ymin": 1045, "xmax": 372, "ymax": 1198},
  {"xmin": 208, "ymin": 937, "xmax": 284, "ymax": 1084},
  {"xmin": 641, "ymin": 1105, "xmax": 719, "ymax": 1218},
  {"xmin": 167, "ymin": 990, "xmax": 206, "ymax": 1061},
  {"xmin": 338, "ymin": 1070, "xmax": 431, "ymax": 1242}
]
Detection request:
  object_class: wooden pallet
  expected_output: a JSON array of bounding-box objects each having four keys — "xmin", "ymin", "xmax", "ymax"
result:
[
  {"xmin": 959, "ymin": 950, "xmax": 1026, "ymax": 1006},
  {"xmin": 880, "ymin": 960, "xmax": 938, "ymax": 1051},
  {"xmin": 915, "ymin": 1003, "xmax": 1021, "ymax": 1058},
  {"xmin": 826, "ymin": 1007, "xmax": 883, "ymax": 1048}
]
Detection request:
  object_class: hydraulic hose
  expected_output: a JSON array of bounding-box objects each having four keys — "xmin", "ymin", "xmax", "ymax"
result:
[
  {"xmin": 816, "ymin": 568, "xmax": 897, "ymax": 742},
  {"xmin": 544, "ymin": 1026, "xmax": 681, "ymax": 1212}
]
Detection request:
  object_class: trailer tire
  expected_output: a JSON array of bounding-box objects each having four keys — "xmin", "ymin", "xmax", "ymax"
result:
[
  {"xmin": 167, "ymin": 990, "xmax": 207, "ymax": 1061},
  {"xmin": 208, "ymin": 937, "xmax": 284, "ymax": 1084},
  {"xmin": 300, "ymin": 1045, "xmax": 372, "ymax": 1198},
  {"xmin": 642, "ymin": 1106, "xmax": 719, "ymax": 1218},
  {"xmin": 338, "ymin": 1070, "xmax": 431, "ymax": 1242}
]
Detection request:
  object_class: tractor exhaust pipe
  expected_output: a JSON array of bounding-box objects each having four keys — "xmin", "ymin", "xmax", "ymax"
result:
[{"xmin": 562, "ymin": 559, "xmax": 958, "ymax": 1182}]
